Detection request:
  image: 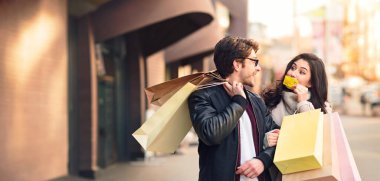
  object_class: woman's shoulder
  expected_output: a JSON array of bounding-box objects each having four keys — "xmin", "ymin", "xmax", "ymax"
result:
[{"xmin": 324, "ymin": 101, "xmax": 333, "ymax": 113}]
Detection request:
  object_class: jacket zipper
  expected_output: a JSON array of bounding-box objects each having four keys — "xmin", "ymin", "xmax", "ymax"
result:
[
  {"xmin": 251, "ymin": 96, "xmax": 264, "ymax": 181},
  {"xmin": 251, "ymin": 97, "xmax": 261, "ymax": 149}
]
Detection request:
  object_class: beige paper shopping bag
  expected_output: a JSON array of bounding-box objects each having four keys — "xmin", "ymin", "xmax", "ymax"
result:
[
  {"xmin": 274, "ymin": 109, "xmax": 324, "ymax": 174},
  {"xmin": 145, "ymin": 70, "xmax": 224, "ymax": 106},
  {"xmin": 283, "ymin": 113, "xmax": 340, "ymax": 181},
  {"xmin": 133, "ymin": 82, "xmax": 197, "ymax": 153}
]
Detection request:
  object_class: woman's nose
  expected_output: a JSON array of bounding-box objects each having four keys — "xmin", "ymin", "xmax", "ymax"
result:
[{"xmin": 289, "ymin": 71, "xmax": 297, "ymax": 77}]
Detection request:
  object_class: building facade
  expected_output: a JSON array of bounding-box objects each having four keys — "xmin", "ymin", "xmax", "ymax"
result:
[{"xmin": 0, "ymin": 0, "xmax": 215, "ymax": 180}]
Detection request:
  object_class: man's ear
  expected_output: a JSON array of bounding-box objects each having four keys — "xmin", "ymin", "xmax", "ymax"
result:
[{"xmin": 232, "ymin": 60, "xmax": 241, "ymax": 71}]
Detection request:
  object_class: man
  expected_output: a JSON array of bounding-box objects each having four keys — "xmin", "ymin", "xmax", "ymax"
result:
[{"xmin": 188, "ymin": 36, "xmax": 279, "ymax": 181}]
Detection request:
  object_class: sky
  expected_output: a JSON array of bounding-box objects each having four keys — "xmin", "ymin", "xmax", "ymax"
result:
[{"xmin": 248, "ymin": 0, "xmax": 327, "ymax": 38}]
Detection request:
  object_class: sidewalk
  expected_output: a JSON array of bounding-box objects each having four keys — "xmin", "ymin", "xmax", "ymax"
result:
[{"xmin": 54, "ymin": 146, "xmax": 199, "ymax": 181}]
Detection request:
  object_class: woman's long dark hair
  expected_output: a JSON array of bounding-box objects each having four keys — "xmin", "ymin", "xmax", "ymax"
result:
[{"xmin": 261, "ymin": 53, "xmax": 329, "ymax": 113}]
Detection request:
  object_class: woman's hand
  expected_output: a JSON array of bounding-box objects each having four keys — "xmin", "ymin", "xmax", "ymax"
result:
[
  {"xmin": 266, "ymin": 129, "xmax": 280, "ymax": 147},
  {"xmin": 293, "ymin": 84, "xmax": 309, "ymax": 102}
]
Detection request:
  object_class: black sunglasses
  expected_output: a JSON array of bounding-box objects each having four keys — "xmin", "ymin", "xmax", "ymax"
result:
[{"xmin": 238, "ymin": 57, "xmax": 259, "ymax": 66}]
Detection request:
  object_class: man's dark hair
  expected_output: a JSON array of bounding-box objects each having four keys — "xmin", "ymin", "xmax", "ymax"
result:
[{"xmin": 213, "ymin": 36, "xmax": 259, "ymax": 78}]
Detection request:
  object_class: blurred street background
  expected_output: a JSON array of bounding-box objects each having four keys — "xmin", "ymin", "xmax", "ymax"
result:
[{"xmin": 1, "ymin": 0, "xmax": 379, "ymax": 180}]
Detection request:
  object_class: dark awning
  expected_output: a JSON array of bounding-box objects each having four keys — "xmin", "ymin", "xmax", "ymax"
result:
[
  {"xmin": 164, "ymin": 20, "xmax": 224, "ymax": 63},
  {"xmin": 91, "ymin": 0, "xmax": 215, "ymax": 56}
]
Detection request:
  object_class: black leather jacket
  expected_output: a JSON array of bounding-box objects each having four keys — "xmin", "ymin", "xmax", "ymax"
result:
[{"xmin": 188, "ymin": 85, "xmax": 279, "ymax": 181}]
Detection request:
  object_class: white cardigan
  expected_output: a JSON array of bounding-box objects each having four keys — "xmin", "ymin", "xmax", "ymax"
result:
[
  {"xmin": 270, "ymin": 91, "xmax": 332, "ymax": 126},
  {"xmin": 271, "ymin": 91, "xmax": 315, "ymax": 126}
]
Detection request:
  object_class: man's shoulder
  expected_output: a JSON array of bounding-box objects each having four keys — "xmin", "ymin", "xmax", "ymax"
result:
[
  {"xmin": 190, "ymin": 85, "xmax": 224, "ymax": 97},
  {"xmin": 188, "ymin": 85, "xmax": 228, "ymax": 110}
]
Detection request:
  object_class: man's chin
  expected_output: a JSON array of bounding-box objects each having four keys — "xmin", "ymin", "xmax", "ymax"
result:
[
  {"xmin": 243, "ymin": 81, "xmax": 255, "ymax": 88},
  {"xmin": 242, "ymin": 76, "xmax": 256, "ymax": 87}
]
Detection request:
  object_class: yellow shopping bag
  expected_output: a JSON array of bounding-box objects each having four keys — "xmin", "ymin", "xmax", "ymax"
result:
[
  {"xmin": 282, "ymin": 113, "xmax": 340, "ymax": 181},
  {"xmin": 132, "ymin": 83, "xmax": 197, "ymax": 153},
  {"xmin": 274, "ymin": 109, "xmax": 324, "ymax": 174}
]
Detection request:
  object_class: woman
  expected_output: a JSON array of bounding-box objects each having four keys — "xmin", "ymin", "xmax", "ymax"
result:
[
  {"xmin": 262, "ymin": 53, "xmax": 332, "ymax": 181},
  {"xmin": 262, "ymin": 53, "xmax": 331, "ymax": 126}
]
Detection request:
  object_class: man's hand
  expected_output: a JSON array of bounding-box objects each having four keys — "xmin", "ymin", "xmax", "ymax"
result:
[
  {"xmin": 223, "ymin": 81, "xmax": 246, "ymax": 99},
  {"xmin": 235, "ymin": 158, "xmax": 264, "ymax": 179},
  {"xmin": 266, "ymin": 129, "xmax": 280, "ymax": 147}
]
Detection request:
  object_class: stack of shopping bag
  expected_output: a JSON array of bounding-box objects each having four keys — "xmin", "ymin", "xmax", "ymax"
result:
[
  {"xmin": 132, "ymin": 71, "xmax": 225, "ymax": 153},
  {"xmin": 274, "ymin": 109, "xmax": 361, "ymax": 180}
]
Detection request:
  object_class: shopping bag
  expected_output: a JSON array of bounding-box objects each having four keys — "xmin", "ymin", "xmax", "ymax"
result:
[
  {"xmin": 145, "ymin": 70, "xmax": 224, "ymax": 106},
  {"xmin": 282, "ymin": 113, "xmax": 340, "ymax": 181},
  {"xmin": 330, "ymin": 112, "xmax": 361, "ymax": 181},
  {"xmin": 132, "ymin": 83, "xmax": 197, "ymax": 153},
  {"xmin": 274, "ymin": 109, "xmax": 324, "ymax": 174}
]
